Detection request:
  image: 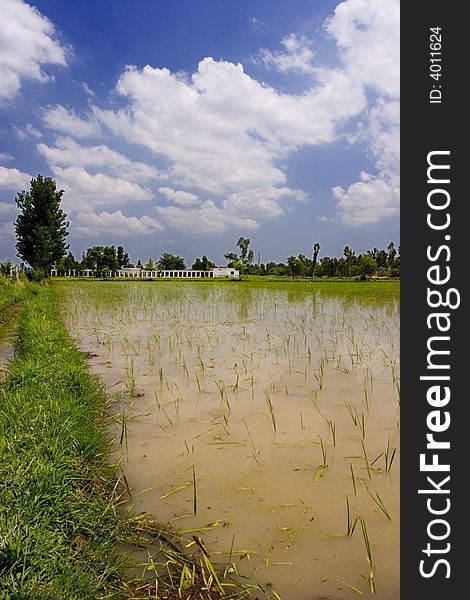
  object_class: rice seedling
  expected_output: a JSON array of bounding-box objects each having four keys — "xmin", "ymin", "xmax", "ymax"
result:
[
  {"xmin": 345, "ymin": 496, "xmax": 358, "ymax": 537},
  {"xmin": 264, "ymin": 389, "xmax": 277, "ymax": 433},
  {"xmin": 365, "ymin": 484, "xmax": 392, "ymax": 520},
  {"xmin": 359, "ymin": 517, "xmax": 376, "ymax": 594},
  {"xmin": 361, "ymin": 440, "xmax": 372, "ymax": 480},
  {"xmin": 192, "ymin": 464, "xmax": 198, "ymax": 515},
  {"xmin": 384, "ymin": 436, "xmax": 397, "ymax": 472},
  {"xmin": 344, "ymin": 401, "xmax": 359, "ymax": 427},
  {"xmin": 124, "ymin": 357, "xmax": 136, "ymax": 397},
  {"xmin": 359, "ymin": 411, "xmax": 366, "ymax": 439},
  {"xmin": 350, "ymin": 462, "xmax": 357, "ymax": 496},
  {"xmin": 327, "ymin": 418, "xmax": 336, "ymax": 446},
  {"xmin": 315, "ymin": 436, "xmax": 328, "ymax": 480}
]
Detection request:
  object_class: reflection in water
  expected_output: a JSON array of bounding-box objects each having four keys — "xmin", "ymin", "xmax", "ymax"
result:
[{"xmin": 59, "ymin": 281, "xmax": 400, "ymax": 600}]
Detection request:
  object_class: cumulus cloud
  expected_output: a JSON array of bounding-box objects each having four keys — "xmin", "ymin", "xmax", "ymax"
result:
[
  {"xmin": 324, "ymin": 0, "xmax": 400, "ymax": 224},
  {"xmin": 257, "ymin": 34, "xmax": 315, "ymax": 74},
  {"xmin": 0, "ymin": 0, "xmax": 68, "ymax": 101},
  {"xmin": 332, "ymin": 171, "xmax": 399, "ymax": 225},
  {"xmin": 158, "ymin": 187, "xmax": 200, "ymax": 205},
  {"xmin": 73, "ymin": 210, "xmax": 163, "ymax": 237},
  {"xmin": 156, "ymin": 200, "xmax": 258, "ymax": 234},
  {"xmin": 51, "ymin": 166, "xmax": 153, "ymax": 213},
  {"xmin": 325, "ymin": 0, "xmax": 399, "ymax": 97},
  {"xmin": 223, "ymin": 186, "xmax": 306, "ymax": 218},
  {"xmin": 13, "ymin": 122, "xmax": 43, "ymax": 139},
  {"xmin": 42, "ymin": 105, "xmax": 101, "ymax": 138},
  {"xmin": 0, "ymin": 201, "xmax": 17, "ymax": 214},
  {"xmin": 38, "ymin": 137, "xmax": 163, "ymax": 182},
  {"xmin": 0, "ymin": 165, "xmax": 32, "ymax": 189},
  {"xmin": 94, "ymin": 57, "xmax": 365, "ymax": 226}
]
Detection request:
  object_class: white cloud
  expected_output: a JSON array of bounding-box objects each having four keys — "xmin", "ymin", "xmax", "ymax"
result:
[
  {"xmin": 325, "ymin": 0, "xmax": 399, "ymax": 97},
  {"xmin": 158, "ymin": 186, "xmax": 200, "ymax": 205},
  {"xmin": 73, "ymin": 210, "xmax": 163, "ymax": 237},
  {"xmin": 156, "ymin": 200, "xmax": 258, "ymax": 234},
  {"xmin": 0, "ymin": 165, "xmax": 31, "ymax": 189},
  {"xmin": 14, "ymin": 122, "xmax": 42, "ymax": 139},
  {"xmin": 332, "ymin": 171, "xmax": 399, "ymax": 225},
  {"xmin": 51, "ymin": 166, "xmax": 153, "ymax": 213},
  {"xmin": 0, "ymin": 201, "xmax": 17, "ymax": 214},
  {"xmin": 38, "ymin": 137, "xmax": 163, "ymax": 182},
  {"xmin": 94, "ymin": 57, "xmax": 365, "ymax": 229},
  {"xmin": 325, "ymin": 0, "xmax": 400, "ymax": 224},
  {"xmin": 257, "ymin": 34, "xmax": 315, "ymax": 74},
  {"xmin": 0, "ymin": 221, "xmax": 15, "ymax": 236},
  {"xmin": 223, "ymin": 186, "xmax": 306, "ymax": 218},
  {"xmin": 0, "ymin": 152, "xmax": 14, "ymax": 163},
  {"xmin": 0, "ymin": 0, "xmax": 68, "ymax": 101},
  {"xmin": 81, "ymin": 82, "xmax": 95, "ymax": 97},
  {"xmin": 42, "ymin": 105, "xmax": 101, "ymax": 138}
]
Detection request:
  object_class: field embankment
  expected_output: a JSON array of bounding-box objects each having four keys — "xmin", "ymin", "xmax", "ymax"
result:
[{"xmin": 0, "ymin": 283, "xmax": 133, "ymax": 599}]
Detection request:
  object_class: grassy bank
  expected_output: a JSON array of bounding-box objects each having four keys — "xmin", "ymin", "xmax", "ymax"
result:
[{"xmin": 0, "ymin": 283, "xmax": 132, "ymax": 599}]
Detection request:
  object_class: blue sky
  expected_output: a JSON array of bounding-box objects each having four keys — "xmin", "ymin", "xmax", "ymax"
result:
[{"xmin": 0, "ymin": 0, "xmax": 399, "ymax": 266}]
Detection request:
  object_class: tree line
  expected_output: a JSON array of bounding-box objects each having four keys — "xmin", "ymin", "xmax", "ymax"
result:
[
  {"xmin": 54, "ymin": 238, "xmax": 399, "ymax": 280},
  {"xmin": 10, "ymin": 174, "xmax": 400, "ymax": 280}
]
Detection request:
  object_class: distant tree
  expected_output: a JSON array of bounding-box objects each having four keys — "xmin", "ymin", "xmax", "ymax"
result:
[
  {"xmin": 312, "ymin": 243, "xmax": 321, "ymax": 277},
  {"xmin": 358, "ymin": 255, "xmax": 377, "ymax": 279},
  {"xmin": 266, "ymin": 261, "xmax": 288, "ymax": 276},
  {"xmin": 83, "ymin": 246, "xmax": 103, "ymax": 273},
  {"xmin": 343, "ymin": 245, "xmax": 356, "ymax": 278},
  {"xmin": 136, "ymin": 259, "xmax": 143, "ymax": 269},
  {"xmin": 82, "ymin": 246, "xmax": 118, "ymax": 275},
  {"xmin": 14, "ymin": 175, "xmax": 69, "ymax": 276},
  {"xmin": 103, "ymin": 246, "xmax": 118, "ymax": 272},
  {"xmin": 232, "ymin": 259, "xmax": 248, "ymax": 274},
  {"xmin": 287, "ymin": 256, "xmax": 301, "ymax": 279},
  {"xmin": 192, "ymin": 255, "xmax": 215, "ymax": 270},
  {"xmin": 247, "ymin": 249, "xmax": 254, "ymax": 265},
  {"xmin": 387, "ymin": 242, "xmax": 397, "ymax": 269},
  {"xmin": 224, "ymin": 252, "xmax": 238, "ymax": 266},
  {"xmin": 57, "ymin": 251, "xmax": 79, "ymax": 274},
  {"xmin": 144, "ymin": 258, "xmax": 155, "ymax": 270},
  {"xmin": 157, "ymin": 252, "xmax": 186, "ymax": 270},
  {"xmin": 117, "ymin": 245, "xmax": 130, "ymax": 268},
  {"xmin": 236, "ymin": 237, "xmax": 250, "ymax": 262},
  {"xmin": 297, "ymin": 254, "xmax": 311, "ymax": 277},
  {"xmin": 317, "ymin": 256, "xmax": 340, "ymax": 277}
]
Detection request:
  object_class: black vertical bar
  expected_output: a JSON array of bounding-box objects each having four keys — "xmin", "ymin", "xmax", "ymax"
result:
[{"xmin": 401, "ymin": 2, "xmax": 466, "ymax": 598}]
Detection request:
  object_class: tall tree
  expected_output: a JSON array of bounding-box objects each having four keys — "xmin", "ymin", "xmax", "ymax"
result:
[
  {"xmin": 236, "ymin": 237, "xmax": 250, "ymax": 262},
  {"xmin": 14, "ymin": 175, "xmax": 69, "ymax": 275},
  {"xmin": 117, "ymin": 245, "xmax": 130, "ymax": 268},
  {"xmin": 312, "ymin": 242, "xmax": 321, "ymax": 278},
  {"xmin": 343, "ymin": 245, "xmax": 355, "ymax": 278}
]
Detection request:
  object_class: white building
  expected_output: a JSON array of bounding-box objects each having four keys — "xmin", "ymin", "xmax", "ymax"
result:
[
  {"xmin": 116, "ymin": 267, "xmax": 239, "ymax": 279},
  {"xmin": 50, "ymin": 267, "xmax": 239, "ymax": 279}
]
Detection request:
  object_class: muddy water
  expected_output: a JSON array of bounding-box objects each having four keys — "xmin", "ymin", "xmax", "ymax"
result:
[{"xmin": 59, "ymin": 281, "xmax": 400, "ymax": 599}]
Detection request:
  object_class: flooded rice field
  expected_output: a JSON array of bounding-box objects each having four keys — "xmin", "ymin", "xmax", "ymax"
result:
[{"xmin": 58, "ymin": 280, "xmax": 400, "ymax": 599}]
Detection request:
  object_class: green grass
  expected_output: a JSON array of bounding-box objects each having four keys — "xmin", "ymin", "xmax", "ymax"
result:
[
  {"xmin": 0, "ymin": 284, "xmax": 132, "ymax": 599},
  {"xmin": 0, "ymin": 276, "xmax": 27, "ymax": 316}
]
